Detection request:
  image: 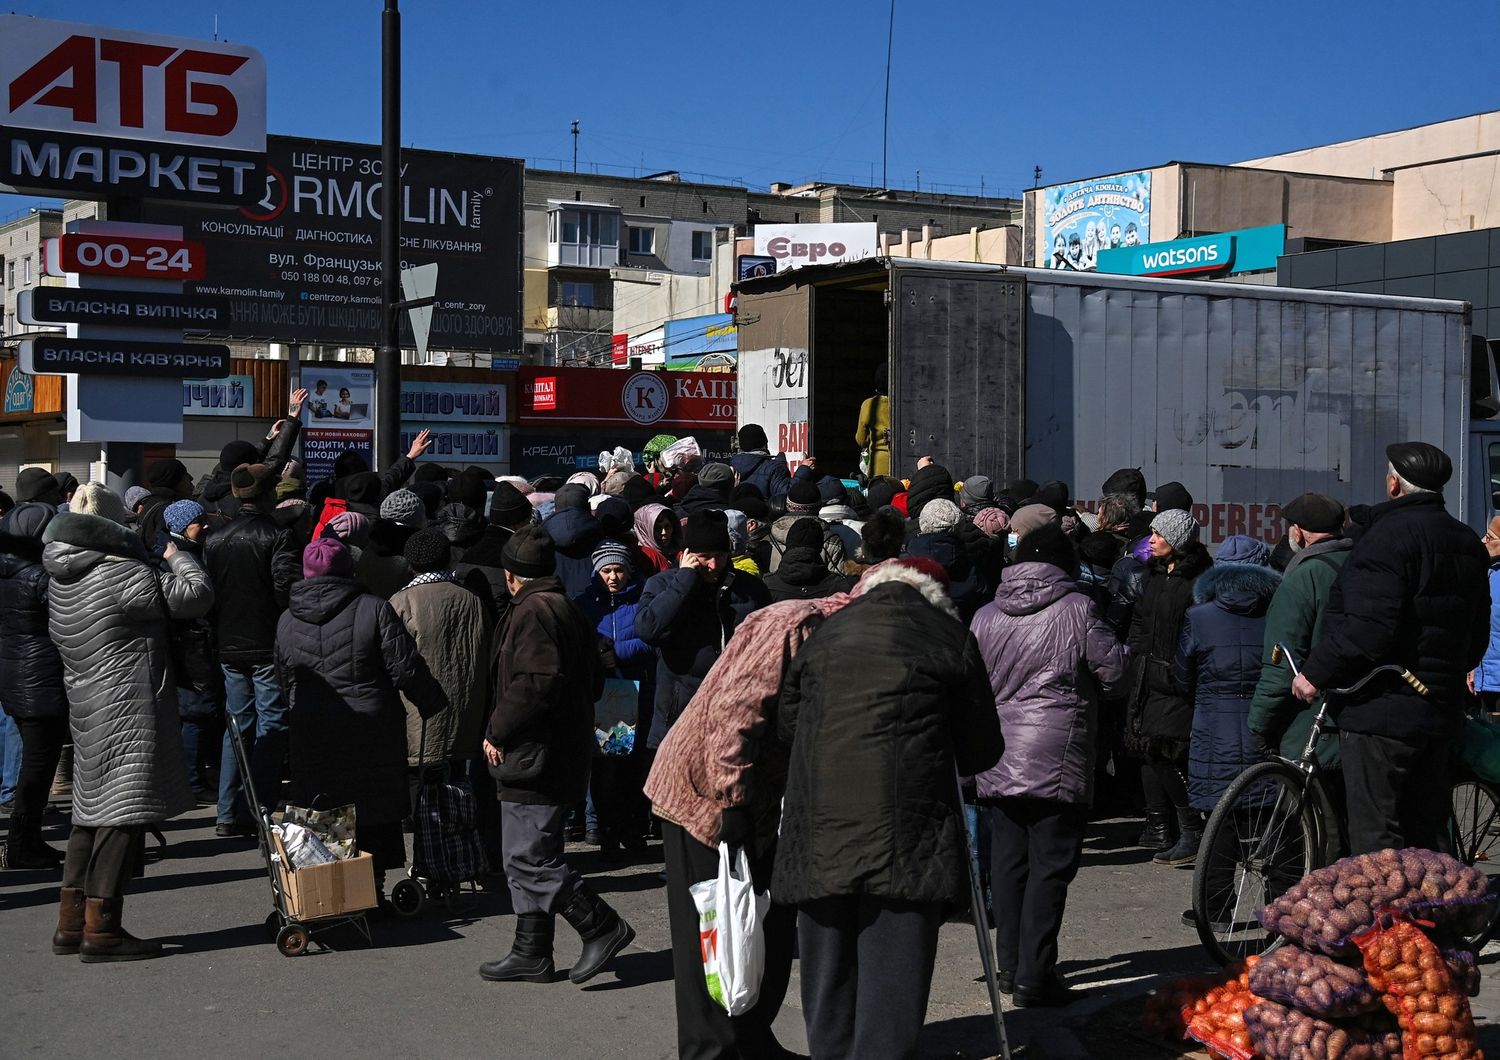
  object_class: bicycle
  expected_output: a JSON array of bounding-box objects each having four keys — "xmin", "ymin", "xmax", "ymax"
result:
[{"xmin": 1190, "ymin": 643, "xmax": 1500, "ymax": 965}]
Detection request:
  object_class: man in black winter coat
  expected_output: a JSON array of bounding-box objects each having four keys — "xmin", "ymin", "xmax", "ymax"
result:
[
  {"xmin": 203, "ymin": 464, "xmax": 301, "ymax": 837},
  {"xmin": 1295, "ymin": 442, "xmax": 1490, "ymax": 854},
  {"xmin": 635, "ymin": 510, "xmax": 770, "ymax": 746},
  {"xmin": 477, "ymin": 526, "xmax": 634, "ymax": 986}
]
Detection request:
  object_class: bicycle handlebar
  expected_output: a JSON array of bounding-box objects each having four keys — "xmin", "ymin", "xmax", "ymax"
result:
[{"xmin": 1270, "ymin": 642, "xmax": 1428, "ymax": 698}]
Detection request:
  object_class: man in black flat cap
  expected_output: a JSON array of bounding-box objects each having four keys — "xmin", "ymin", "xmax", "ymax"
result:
[{"xmin": 1294, "ymin": 442, "xmax": 1490, "ymax": 854}]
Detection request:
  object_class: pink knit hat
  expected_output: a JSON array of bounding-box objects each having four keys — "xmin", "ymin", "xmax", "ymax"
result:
[
  {"xmin": 972, "ymin": 506, "xmax": 1010, "ymax": 540},
  {"xmin": 303, "ymin": 537, "xmax": 353, "ymax": 579}
]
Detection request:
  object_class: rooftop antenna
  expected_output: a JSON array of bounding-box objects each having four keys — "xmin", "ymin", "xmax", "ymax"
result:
[
  {"xmin": 213, "ymin": 14, "xmax": 219, "ymax": 40},
  {"xmin": 1033, "ymin": 165, "xmax": 1042, "ymax": 188},
  {"xmin": 571, "ymin": 120, "xmax": 580, "ymax": 174},
  {"xmin": 881, "ymin": 0, "xmax": 895, "ymax": 190}
]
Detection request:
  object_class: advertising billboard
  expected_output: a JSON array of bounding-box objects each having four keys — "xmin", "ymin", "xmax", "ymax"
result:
[
  {"xmin": 663, "ymin": 313, "xmax": 737, "ymax": 371},
  {"xmin": 1042, "ymin": 171, "xmax": 1151, "ymax": 271},
  {"xmin": 0, "ymin": 16, "xmax": 267, "ymax": 204},
  {"xmin": 141, "ymin": 135, "xmax": 523, "ymax": 352},
  {"xmin": 302, "ymin": 367, "xmax": 373, "ymax": 426},
  {"xmin": 752, "ymin": 223, "xmax": 878, "ymax": 272}
]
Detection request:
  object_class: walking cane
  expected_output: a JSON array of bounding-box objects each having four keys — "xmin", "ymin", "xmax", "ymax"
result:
[{"xmin": 957, "ymin": 769, "xmax": 1012, "ymax": 1060}]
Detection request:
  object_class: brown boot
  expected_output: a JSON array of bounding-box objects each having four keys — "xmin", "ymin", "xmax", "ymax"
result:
[
  {"xmin": 78, "ymin": 897, "xmax": 162, "ymax": 963},
  {"xmin": 52, "ymin": 886, "xmax": 85, "ymax": 955}
]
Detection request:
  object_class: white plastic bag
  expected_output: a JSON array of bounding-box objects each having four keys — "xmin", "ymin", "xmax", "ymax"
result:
[
  {"xmin": 274, "ymin": 822, "xmax": 335, "ymax": 868},
  {"xmin": 688, "ymin": 842, "xmax": 770, "ymax": 1016},
  {"xmin": 659, "ymin": 435, "xmax": 701, "ymax": 470}
]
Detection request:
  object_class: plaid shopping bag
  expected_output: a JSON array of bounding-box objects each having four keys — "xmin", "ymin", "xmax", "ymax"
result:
[{"xmin": 413, "ymin": 776, "xmax": 487, "ymax": 883}]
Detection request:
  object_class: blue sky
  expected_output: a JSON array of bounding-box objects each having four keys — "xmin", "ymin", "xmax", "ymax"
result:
[{"xmin": 4, "ymin": 0, "xmax": 1499, "ymax": 209}]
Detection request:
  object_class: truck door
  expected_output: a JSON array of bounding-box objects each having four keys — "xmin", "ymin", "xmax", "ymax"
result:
[{"xmin": 888, "ymin": 268, "xmax": 1026, "ymax": 481}]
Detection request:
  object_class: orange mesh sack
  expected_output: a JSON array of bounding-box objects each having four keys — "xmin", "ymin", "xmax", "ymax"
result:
[
  {"xmin": 1185, "ymin": 971, "xmax": 1261, "ymax": 1060},
  {"xmin": 1353, "ymin": 915, "xmax": 1481, "ymax": 1060}
]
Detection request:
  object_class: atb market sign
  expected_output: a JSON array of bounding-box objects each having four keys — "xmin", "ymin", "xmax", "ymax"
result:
[{"xmin": 0, "ymin": 15, "xmax": 267, "ymax": 204}]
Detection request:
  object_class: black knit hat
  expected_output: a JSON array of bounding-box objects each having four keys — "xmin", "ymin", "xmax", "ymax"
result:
[
  {"xmin": 502, "ymin": 524, "xmax": 555, "ymax": 578},
  {"xmin": 786, "ymin": 518, "xmax": 823, "ymax": 550},
  {"xmin": 1102, "ymin": 467, "xmax": 1147, "ymax": 505},
  {"xmin": 403, "ymin": 529, "xmax": 452, "ymax": 573},
  {"xmin": 219, "ymin": 440, "xmax": 258, "ymax": 473},
  {"xmin": 786, "ymin": 478, "xmax": 822, "ymax": 512},
  {"xmin": 738, "ymin": 424, "xmax": 768, "ymax": 452},
  {"xmin": 683, "ymin": 509, "xmax": 732, "ymax": 555},
  {"xmin": 490, "ymin": 481, "xmax": 534, "ymax": 528},
  {"xmin": 554, "ymin": 483, "xmax": 590, "ymax": 511},
  {"xmin": 1015, "ymin": 522, "xmax": 1080, "ymax": 579},
  {"xmin": 14, "ymin": 467, "xmax": 60, "ymax": 503},
  {"xmin": 1387, "ymin": 441, "xmax": 1453, "ymax": 491},
  {"xmin": 146, "ymin": 458, "xmax": 190, "ymax": 490},
  {"xmin": 1154, "ymin": 481, "xmax": 1193, "ymax": 513},
  {"xmin": 860, "ymin": 507, "xmax": 905, "ymax": 561}
]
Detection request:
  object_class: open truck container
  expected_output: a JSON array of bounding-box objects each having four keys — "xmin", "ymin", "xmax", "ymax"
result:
[{"xmin": 736, "ymin": 258, "xmax": 1495, "ymax": 546}]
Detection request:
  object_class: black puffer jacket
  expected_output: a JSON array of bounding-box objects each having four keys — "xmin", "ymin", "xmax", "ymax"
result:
[
  {"xmin": 197, "ymin": 419, "xmax": 302, "ymax": 518},
  {"xmin": 1302, "ymin": 492, "xmax": 1490, "ymax": 738},
  {"xmin": 203, "ymin": 507, "xmax": 300, "ymax": 666},
  {"xmin": 763, "ymin": 545, "xmax": 854, "ymax": 602},
  {"xmin": 0, "ymin": 504, "xmax": 66, "ymax": 720},
  {"xmin": 276, "ymin": 576, "xmax": 446, "ymax": 826},
  {"xmin": 635, "ymin": 567, "xmax": 770, "ymax": 747},
  {"xmin": 1125, "ymin": 543, "xmax": 1212, "ymax": 759},
  {"xmin": 772, "ymin": 571, "xmax": 1003, "ymax": 905}
]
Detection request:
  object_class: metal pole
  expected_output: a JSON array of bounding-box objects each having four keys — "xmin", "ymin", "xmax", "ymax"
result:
[
  {"xmin": 571, "ymin": 120, "xmax": 580, "ymax": 174},
  {"xmin": 957, "ymin": 770, "xmax": 1011, "ymax": 1060},
  {"xmin": 376, "ymin": 0, "xmax": 402, "ymax": 472}
]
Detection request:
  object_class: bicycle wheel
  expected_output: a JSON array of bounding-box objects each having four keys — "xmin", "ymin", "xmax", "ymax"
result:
[
  {"xmin": 1193, "ymin": 761, "xmax": 1321, "ymax": 966},
  {"xmin": 1450, "ymin": 778, "xmax": 1500, "ymax": 948}
]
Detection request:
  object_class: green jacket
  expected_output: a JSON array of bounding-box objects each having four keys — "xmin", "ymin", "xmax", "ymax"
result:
[{"xmin": 1248, "ymin": 537, "xmax": 1355, "ymax": 768}]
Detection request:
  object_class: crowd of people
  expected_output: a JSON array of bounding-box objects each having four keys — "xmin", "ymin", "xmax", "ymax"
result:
[{"xmin": 0, "ymin": 388, "xmax": 1492, "ymax": 1058}]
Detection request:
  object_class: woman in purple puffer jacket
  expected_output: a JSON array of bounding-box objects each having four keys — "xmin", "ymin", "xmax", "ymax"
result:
[{"xmin": 969, "ymin": 524, "xmax": 1129, "ymax": 1008}]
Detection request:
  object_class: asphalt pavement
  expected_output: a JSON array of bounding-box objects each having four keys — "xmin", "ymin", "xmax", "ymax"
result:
[{"xmin": 3, "ymin": 804, "xmax": 1499, "ymax": 1059}]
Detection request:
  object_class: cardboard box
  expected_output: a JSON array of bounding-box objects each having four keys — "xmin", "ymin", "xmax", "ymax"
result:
[{"xmin": 272, "ymin": 832, "xmax": 378, "ymax": 920}]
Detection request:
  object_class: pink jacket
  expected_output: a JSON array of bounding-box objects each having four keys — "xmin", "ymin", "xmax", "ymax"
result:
[{"xmin": 644, "ymin": 594, "xmax": 851, "ymax": 850}]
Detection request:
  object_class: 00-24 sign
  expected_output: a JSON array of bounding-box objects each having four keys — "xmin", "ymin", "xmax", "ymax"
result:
[{"xmin": 43, "ymin": 233, "xmax": 205, "ymax": 279}]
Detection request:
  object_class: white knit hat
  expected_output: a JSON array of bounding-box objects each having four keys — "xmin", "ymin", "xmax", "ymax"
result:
[
  {"xmin": 918, "ymin": 497, "xmax": 962, "ymax": 535},
  {"xmin": 72, "ymin": 481, "xmax": 129, "ymax": 525}
]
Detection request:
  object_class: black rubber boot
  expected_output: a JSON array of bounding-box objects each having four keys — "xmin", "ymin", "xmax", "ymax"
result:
[
  {"xmin": 1135, "ymin": 810, "xmax": 1174, "ymax": 852},
  {"xmin": 479, "ymin": 913, "xmax": 556, "ymax": 983},
  {"xmin": 5, "ymin": 813, "xmax": 62, "ymax": 870},
  {"xmin": 1154, "ymin": 811, "xmax": 1204, "ymax": 867},
  {"xmin": 560, "ymin": 883, "xmax": 635, "ymax": 984}
]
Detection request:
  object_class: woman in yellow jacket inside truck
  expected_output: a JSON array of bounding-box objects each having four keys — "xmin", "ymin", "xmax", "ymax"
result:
[{"xmin": 855, "ymin": 364, "xmax": 890, "ymax": 479}]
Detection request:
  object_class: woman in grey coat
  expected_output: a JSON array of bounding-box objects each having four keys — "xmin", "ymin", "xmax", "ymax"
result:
[
  {"xmin": 969, "ymin": 524, "xmax": 1128, "ymax": 1007},
  {"xmin": 42, "ymin": 483, "xmax": 215, "ymax": 963}
]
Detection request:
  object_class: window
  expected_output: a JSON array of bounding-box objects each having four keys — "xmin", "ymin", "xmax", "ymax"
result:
[
  {"xmin": 553, "ymin": 209, "xmax": 619, "ymax": 247},
  {"xmin": 628, "ymin": 226, "xmax": 655, "ymax": 255},
  {"xmin": 1489, "ymin": 442, "xmax": 1500, "ymax": 510},
  {"xmin": 691, "ymin": 230, "xmax": 714, "ymax": 261},
  {"xmin": 559, "ymin": 281, "xmax": 595, "ymax": 307},
  {"xmin": 4, "ymin": 259, "xmax": 11, "ymax": 288},
  {"xmin": 22, "ymin": 255, "xmax": 32, "ymax": 284}
]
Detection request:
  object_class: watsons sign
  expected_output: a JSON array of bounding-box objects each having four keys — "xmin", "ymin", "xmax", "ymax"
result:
[{"xmin": 1096, "ymin": 225, "xmax": 1286, "ymax": 278}]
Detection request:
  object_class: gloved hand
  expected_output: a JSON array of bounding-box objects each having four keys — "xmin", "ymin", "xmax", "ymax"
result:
[
  {"xmin": 1250, "ymin": 730, "xmax": 1279, "ymax": 759},
  {"xmin": 715, "ymin": 806, "xmax": 754, "ymax": 852}
]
